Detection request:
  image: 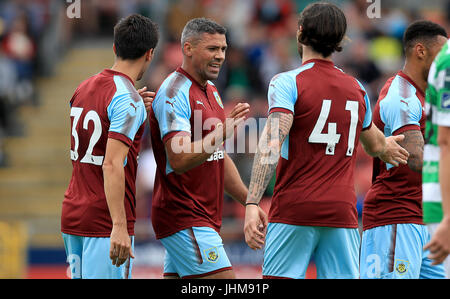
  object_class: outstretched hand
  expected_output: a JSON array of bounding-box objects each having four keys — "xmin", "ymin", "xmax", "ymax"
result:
[
  {"xmin": 220, "ymin": 103, "xmax": 250, "ymax": 140},
  {"xmin": 424, "ymin": 218, "xmax": 450, "ymax": 265},
  {"xmin": 244, "ymin": 205, "xmax": 268, "ymax": 250},
  {"xmin": 379, "ymin": 135, "xmax": 409, "ymax": 167},
  {"xmin": 138, "ymin": 86, "xmax": 156, "ymax": 112},
  {"xmin": 110, "ymin": 224, "xmax": 135, "ymax": 267}
]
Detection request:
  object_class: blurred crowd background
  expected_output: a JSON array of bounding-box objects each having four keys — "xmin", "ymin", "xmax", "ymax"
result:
[{"xmin": 1, "ymin": 0, "xmax": 450, "ymax": 278}]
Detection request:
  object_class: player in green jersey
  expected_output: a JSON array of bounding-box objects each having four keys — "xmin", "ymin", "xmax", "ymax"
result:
[{"xmin": 423, "ymin": 39, "xmax": 450, "ymax": 275}]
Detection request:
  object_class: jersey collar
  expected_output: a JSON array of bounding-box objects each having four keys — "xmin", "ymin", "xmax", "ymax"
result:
[
  {"xmin": 302, "ymin": 58, "xmax": 334, "ymax": 67},
  {"xmin": 176, "ymin": 67, "xmax": 208, "ymax": 91},
  {"xmin": 397, "ymin": 71, "xmax": 425, "ymax": 97},
  {"xmin": 103, "ymin": 69, "xmax": 135, "ymax": 86}
]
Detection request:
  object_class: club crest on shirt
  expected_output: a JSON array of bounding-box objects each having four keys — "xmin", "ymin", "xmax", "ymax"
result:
[
  {"xmin": 441, "ymin": 92, "xmax": 450, "ymax": 110},
  {"xmin": 213, "ymin": 91, "xmax": 224, "ymax": 109},
  {"xmin": 394, "ymin": 259, "xmax": 409, "ymax": 275},
  {"xmin": 204, "ymin": 247, "xmax": 219, "ymax": 263}
]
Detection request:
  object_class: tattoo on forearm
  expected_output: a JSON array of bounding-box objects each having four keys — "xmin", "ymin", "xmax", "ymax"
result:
[
  {"xmin": 398, "ymin": 130, "xmax": 424, "ymax": 173},
  {"xmin": 246, "ymin": 112, "xmax": 294, "ymax": 204}
]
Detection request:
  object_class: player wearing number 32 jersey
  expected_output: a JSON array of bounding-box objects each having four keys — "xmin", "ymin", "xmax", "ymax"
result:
[
  {"xmin": 244, "ymin": 3, "xmax": 409, "ymax": 279},
  {"xmin": 61, "ymin": 14, "xmax": 159, "ymax": 279}
]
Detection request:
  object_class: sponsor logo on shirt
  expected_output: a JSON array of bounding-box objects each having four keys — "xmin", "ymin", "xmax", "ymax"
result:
[
  {"xmin": 441, "ymin": 92, "xmax": 450, "ymax": 109},
  {"xmin": 207, "ymin": 149, "xmax": 224, "ymax": 162}
]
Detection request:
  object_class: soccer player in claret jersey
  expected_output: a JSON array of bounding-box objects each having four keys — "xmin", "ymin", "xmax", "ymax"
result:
[
  {"xmin": 360, "ymin": 21, "xmax": 447, "ymax": 279},
  {"xmin": 149, "ymin": 18, "xmax": 261, "ymax": 279},
  {"xmin": 243, "ymin": 2, "xmax": 409, "ymax": 279},
  {"xmin": 61, "ymin": 14, "xmax": 159, "ymax": 279}
]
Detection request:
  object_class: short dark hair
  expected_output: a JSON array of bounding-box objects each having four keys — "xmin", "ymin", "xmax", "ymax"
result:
[
  {"xmin": 114, "ymin": 14, "xmax": 159, "ymax": 60},
  {"xmin": 403, "ymin": 20, "xmax": 447, "ymax": 53},
  {"xmin": 181, "ymin": 18, "xmax": 227, "ymax": 46},
  {"xmin": 297, "ymin": 2, "xmax": 347, "ymax": 58}
]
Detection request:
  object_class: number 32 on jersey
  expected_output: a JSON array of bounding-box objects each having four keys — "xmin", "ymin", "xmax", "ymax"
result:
[
  {"xmin": 70, "ymin": 107, "xmax": 104, "ymax": 165},
  {"xmin": 308, "ymin": 99, "xmax": 359, "ymax": 156}
]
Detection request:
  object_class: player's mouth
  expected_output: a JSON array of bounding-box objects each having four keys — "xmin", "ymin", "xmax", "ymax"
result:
[{"xmin": 208, "ymin": 62, "xmax": 221, "ymax": 73}]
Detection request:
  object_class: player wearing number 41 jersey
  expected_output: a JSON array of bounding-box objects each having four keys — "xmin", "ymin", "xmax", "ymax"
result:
[
  {"xmin": 244, "ymin": 2, "xmax": 409, "ymax": 279},
  {"xmin": 61, "ymin": 14, "xmax": 159, "ymax": 279}
]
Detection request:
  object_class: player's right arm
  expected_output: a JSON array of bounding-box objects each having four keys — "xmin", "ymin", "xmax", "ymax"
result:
[
  {"xmin": 244, "ymin": 72, "xmax": 295, "ymax": 250},
  {"xmin": 360, "ymin": 125, "xmax": 409, "ymax": 166},
  {"xmin": 165, "ymin": 103, "xmax": 249, "ymax": 174},
  {"xmin": 153, "ymin": 83, "xmax": 249, "ymax": 174},
  {"xmin": 244, "ymin": 111, "xmax": 293, "ymax": 250}
]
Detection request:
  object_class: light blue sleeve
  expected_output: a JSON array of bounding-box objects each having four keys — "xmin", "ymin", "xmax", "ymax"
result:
[
  {"xmin": 107, "ymin": 93, "xmax": 147, "ymax": 142},
  {"xmin": 152, "ymin": 85, "xmax": 191, "ymax": 140},
  {"xmin": 267, "ymin": 72, "xmax": 297, "ymax": 114},
  {"xmin": 356, "ymin": 80, "xmax": 372, "ymax": 129},
  {"xmin": 380, "ymin": 95, "xmax": 422, "ymax": 134}
]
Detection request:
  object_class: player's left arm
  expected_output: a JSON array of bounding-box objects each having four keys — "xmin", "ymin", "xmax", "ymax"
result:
[
  {"xmin": 103, "ymin": 138, "xmax": 135, "ymax": 267},
  {"xmin": 104, "ymin": 92, "xmax": 146, "ymax": 266},
  {"xmin": 389, "ymin": 96, "xmax": 425, "ymax": 172},
  {"xmin": 395, "ymin": 129, "xmax": 424, "ymax": 172},
  {"xmin": 425, "ymin": 125, "xmax": 450, "ymax": 264},
  {"xmin": 244, "ymin": 111, "xmax": 293, "ymax": 249}
]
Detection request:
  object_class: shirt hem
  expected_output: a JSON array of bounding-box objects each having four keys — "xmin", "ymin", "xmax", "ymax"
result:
[
  {"xmin": 268, "ymin": 218, "xmax": 358, "ymax": 229},
  {"xmin": 155, "ymin": 221, "xmax": 221, "ymax": 240},
  {"xmin": 108, "ymin": 131, "xmax": 132, "ymax": 147},
  {"xmin": 423, "ymin": 218, "xmax": 443, "ymax": 224},
  {"xmin": 61, "ymin": 228, "xmax": 135, "ymax": 238},
  {"xmin": 362, "ymin": 219, "xmax": 424, "ymax": 231}
]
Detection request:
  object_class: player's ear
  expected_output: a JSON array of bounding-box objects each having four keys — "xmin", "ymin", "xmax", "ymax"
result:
[
  {"xmin": 146, "ymin": 49, "xmax": 154, "ymax": 61},
  {"xmin": 297, "ymin": 26, "xmax": 303, "ymax": 43},
  {"xmin": 113, "ymin": 44, "xmax": 117, "ymax": 55},
  {"xmin": 183, "ymin": 42, "xmax": 193, "ymax": 57},
  {"xmin": 415, "ymin": 43, "xmax": 426, "ymax": 60}
]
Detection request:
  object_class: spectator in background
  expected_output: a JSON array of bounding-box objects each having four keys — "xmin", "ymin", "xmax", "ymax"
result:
[
  {"xmin": 1, "ymin": 10, "xmax": 36, "ymax": 105},
  {"xmin": 166, "ymin": 0, "xmax": 206, "ymax": 41}
]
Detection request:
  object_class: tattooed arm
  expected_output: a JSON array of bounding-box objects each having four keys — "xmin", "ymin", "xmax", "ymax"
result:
[
  {"xmin": 244, "ymin": 111, "xmax": 293, "ymax": 250},
  {"xmin": 396, "ymin": 129, "xmax": 424, "ymax": 173},
  {"xmin": 359, "ymin": 124, "xmax": 409, "ymax": 167},
  {"xmin": 246, "ymin": 112, "xmax": 294, "ymax": 205}
]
